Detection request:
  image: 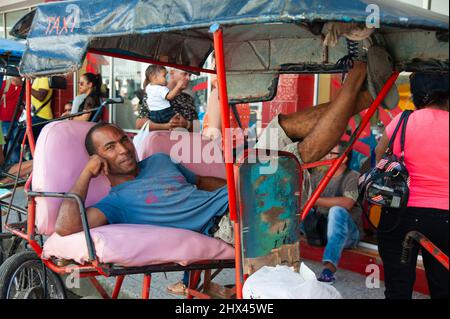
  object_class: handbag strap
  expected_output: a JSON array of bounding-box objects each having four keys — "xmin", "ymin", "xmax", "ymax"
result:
[
  {"xmin": 399, "ymin": 110, "xmax": 413, "ymax": 161},
  {"xmin": 387, "ymin": 111, "xmax": 412, "ymax": 157},
  {"xmin": 33, "ymin": 94, "xmax": 52, "ymax": 117}
]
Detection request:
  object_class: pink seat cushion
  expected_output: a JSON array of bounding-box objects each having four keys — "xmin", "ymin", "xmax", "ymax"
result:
[
  {"xmin": 33, "ymin": 122, "xmax": 233, "ymax": 266},
  {"xmin": 139, "ymin": 131, "xmax": 226, "ymax": 179},
  {"xmin": 42, "ymin": 224, "xmax": 234, "ymax": 267}
]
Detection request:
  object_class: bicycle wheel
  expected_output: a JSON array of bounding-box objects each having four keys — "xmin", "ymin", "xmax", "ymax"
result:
[{"xmin": 0, "ymin": 250, "xmax": 66, "ymax": 299}]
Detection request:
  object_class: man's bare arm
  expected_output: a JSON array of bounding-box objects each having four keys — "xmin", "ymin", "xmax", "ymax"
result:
[
  {"xmin": 196, "ymin": 176, "xmax": 227, "ymax": 192},
  {"xmin": 136, "ymin": 115, "xmax": 188, "ymax": 131},
  {"xmin": 316, "ymin": 197, "xmax": 356, "ymax": 212},
  {"xmin": 375, "ymin": 132, "xmax": 389, "ymax": 162},
  {"xmin": 166, "ymin": 81, "xmax": 185, "ymax": 101},
  {"xmin": 31, "ymin": 88, "xmax": 49, "ymax": 102},
  {"xmin": 55, "ymin": 156, "xmax": 109, "ymax": 236}
]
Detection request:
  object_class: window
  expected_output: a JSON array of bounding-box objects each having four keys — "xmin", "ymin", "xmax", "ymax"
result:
[
  {"xmin": 0, "ymin": 14, "xmax": 4, "ymax": 38},
  {"xmin": 5, "ymin": 9, "xmax": 28, "ymax": 38},
  {"xmin": 105, "ymin": 58, "xmax": 148, "ymax": 131}
]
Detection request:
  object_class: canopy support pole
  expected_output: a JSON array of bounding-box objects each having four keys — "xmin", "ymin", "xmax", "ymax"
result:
[
  {"xmin": 300, "ymin": 71, "xmax": 400, "ymax": 221},
  {"xmin": 25, "ymin": 79, "xmax": 35, "ymax": 156},
  {"xmin": 212, "ymin": 25, "xmax": 243, "ymax": 300},
  {"xmin": 88, "ymin": 49, "xmax": 216, "ymax": 75}
]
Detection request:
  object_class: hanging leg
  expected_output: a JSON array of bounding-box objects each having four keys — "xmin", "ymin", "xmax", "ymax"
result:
[{"xmin": 301, "ymin": 71, "xmax": 400, "ymax": 221}]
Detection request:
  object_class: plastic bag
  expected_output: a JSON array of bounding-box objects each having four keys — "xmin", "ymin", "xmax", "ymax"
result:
[
  {"xmin": 133, "ymin": 121, "xmax": 150, "ymax": 161},
  {"xmin": 243, "ymin": 264, "xmax": 343, "ymax": 299}
]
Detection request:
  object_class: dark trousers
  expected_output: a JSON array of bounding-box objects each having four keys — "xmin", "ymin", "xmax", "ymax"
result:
[
  {"xmin": 149, "ymin": 107, "xmax": 177, "ymax": 124},
  {"xmin": 378, "ymin": 207, "xmax": 449, "ymax": 299}
]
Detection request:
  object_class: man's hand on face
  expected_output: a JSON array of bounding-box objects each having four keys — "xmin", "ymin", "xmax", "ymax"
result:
[{"xmin": 83, "ymin": 155, "xmax": 109, "ymax": 178}]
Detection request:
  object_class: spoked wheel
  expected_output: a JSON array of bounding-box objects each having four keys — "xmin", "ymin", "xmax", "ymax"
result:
[{"xmin": 0, "ymin": 250, "xmax": 66, "ymax": 299}]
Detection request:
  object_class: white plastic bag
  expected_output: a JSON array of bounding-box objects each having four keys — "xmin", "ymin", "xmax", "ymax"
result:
[
  {"xmin": 133, "ymin": 121, "xmax": 150, "ymax": 161},
  {"xmin": 243, "ymin": 264, "xmax": 343, "ymax": 299}
]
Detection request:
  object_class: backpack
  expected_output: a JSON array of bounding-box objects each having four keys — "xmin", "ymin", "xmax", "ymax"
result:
[{"xmin": 358, "ymin": 111, "xmax": 412, "ymax": 211}]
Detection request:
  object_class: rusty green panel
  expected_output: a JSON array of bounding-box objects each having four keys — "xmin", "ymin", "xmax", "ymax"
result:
[{"xmin": 239, "ymin": 155, "xmax": 302, "ymax": 259}]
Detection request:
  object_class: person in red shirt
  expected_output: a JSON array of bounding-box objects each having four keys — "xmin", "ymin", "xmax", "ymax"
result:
[{"xmin": 0, "ymin": 77, "xmax": 24, "ymax": 165}]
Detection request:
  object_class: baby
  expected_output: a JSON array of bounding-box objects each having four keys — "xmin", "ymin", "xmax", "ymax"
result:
[{"xmin": 143, "ymin": 65, "xmax": 185, "ymax": 124}]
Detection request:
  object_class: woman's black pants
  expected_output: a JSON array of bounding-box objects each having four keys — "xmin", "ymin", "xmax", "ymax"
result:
[{"xmin": 378, "ymin": 207, "xmax": 449, "ymax": 299}]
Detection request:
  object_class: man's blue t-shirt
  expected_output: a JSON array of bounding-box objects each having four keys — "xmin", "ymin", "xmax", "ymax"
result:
[{"xmin": 93, "ymin": 153, "xmax": 229, "ymax": 234}]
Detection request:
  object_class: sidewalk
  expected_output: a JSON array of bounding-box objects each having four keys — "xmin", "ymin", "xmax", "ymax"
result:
[{"xmin": 70, "ymin": 260, "xmax": 427, "ymax": 299}]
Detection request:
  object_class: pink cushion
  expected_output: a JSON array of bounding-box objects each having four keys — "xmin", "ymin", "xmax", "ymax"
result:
[
  {"xmin": 33, "ymin": 124, "xmax": 226, "ymax": 236},
  {"xmin": 140, "ymin": 131, "xmax": 226, "ymax": 179},
  {"xmin": 42, "ymin": 224, "xmax": 234, "ymax": 267}
]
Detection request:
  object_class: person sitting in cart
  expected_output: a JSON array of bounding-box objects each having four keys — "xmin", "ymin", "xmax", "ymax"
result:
[
  {"xmin": 143, "ymin": 65, "xmax": 189, "ymax": 125},
  {"xmin": 306, "ymin": 142, "xmax": 363, "ymax": 284}
]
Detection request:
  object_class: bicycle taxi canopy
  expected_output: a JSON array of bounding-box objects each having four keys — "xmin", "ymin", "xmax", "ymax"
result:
[
  {"xmin": 7, "ymin": 0, "xmax": 449, "ymax": 299},
  {"xmin": 0, "ymin": 38, "xmax": 25, "ymax": 79},
  {"xmin": 13, "ymin": 0, "xmax": 449, "ymax": 103}
]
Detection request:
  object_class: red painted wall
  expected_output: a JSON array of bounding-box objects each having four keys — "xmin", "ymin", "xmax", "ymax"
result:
[{"xmin": 261, "ymin": 74, "xmax": 315, "ymax": 128}]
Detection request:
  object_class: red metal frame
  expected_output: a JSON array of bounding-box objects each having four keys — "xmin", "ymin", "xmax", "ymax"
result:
[
  {"xmin": 419, "ymin": 238, "xmax": 449, "ymax": 270},
  {"xmin": 25, "ymin": 80, "xmax": 35, "ymax": 156},
  {"xmin": 112, "ymin": 276, "xmax": 125, "ymax": 299},
  {"xmin": 88, "ymin": 49, "xmax": 216, "ymax": 75},
  {"xmin": 213, "ymin": 27, "xmax": 243, "ymax": 299},
  {"xmin": 301, "ymin": 159, "xmax": 334, "ymax": 170},
  {"xmin": 142, "ymin": 275, "xmax": 151, "ymax": 300},
  {"xmin": 404, "ymin": 231, "xmax": 449, "ymax": 271}
]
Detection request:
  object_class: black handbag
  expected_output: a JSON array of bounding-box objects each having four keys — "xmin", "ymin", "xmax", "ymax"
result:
[{"xmin": 359, "ymin": 111, "xmax": 412, "ymax": 214}]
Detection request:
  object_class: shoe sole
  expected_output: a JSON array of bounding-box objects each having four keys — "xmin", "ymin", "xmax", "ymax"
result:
[
  {"xmin": 367, "ymin": 46, "xmax": 400, "ymax": 110},
  {"xmin": 166, "ymin": 288, "xmax": 188, "ymax": 296}
]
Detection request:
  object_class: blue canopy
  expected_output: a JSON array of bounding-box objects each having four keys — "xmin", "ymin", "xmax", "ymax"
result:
[
  {"xmin": 14, "ymin": 0, "xmax": 449, "ymax": 101},
  {"xmin": 0, "ymin": 38, "xmax": 25, "ymax": 62},
  {"xmin": 1, "ymin": 38, "xmax": 25, "ymax": 81}
]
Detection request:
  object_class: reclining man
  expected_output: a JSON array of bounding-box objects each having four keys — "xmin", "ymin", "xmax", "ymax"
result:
[
  {"xmin": 55, "ymin": 123, "xmax": 234, "ymax": 245},
  {"xmin": 56, "ymin": 52, "xmax": 395, "ymax": 252}
]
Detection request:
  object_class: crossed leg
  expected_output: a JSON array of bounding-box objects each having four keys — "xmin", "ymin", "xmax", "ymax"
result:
[{"xmin": 277, "ymin": 62, "xmax": 372, "ymax": 163}]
